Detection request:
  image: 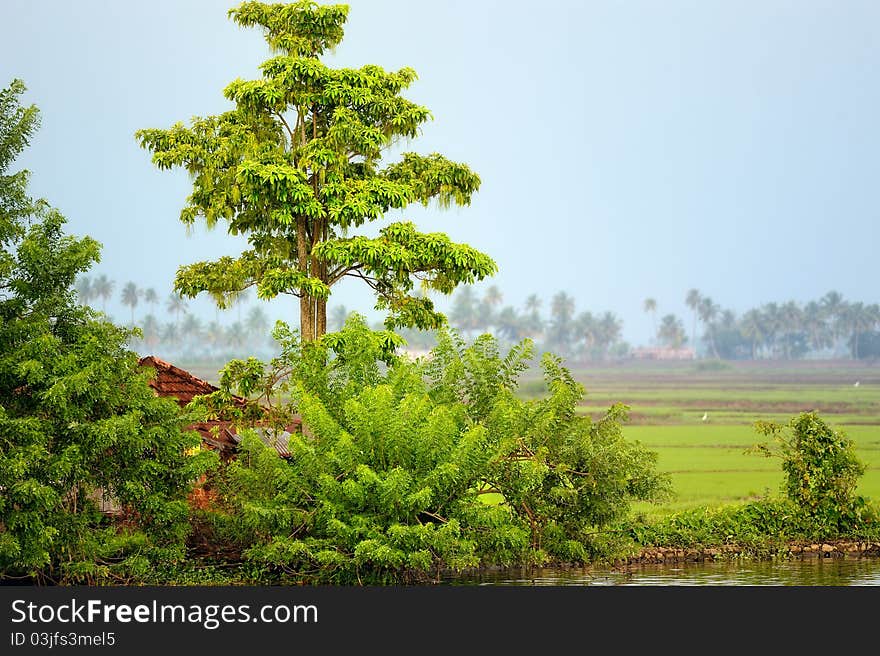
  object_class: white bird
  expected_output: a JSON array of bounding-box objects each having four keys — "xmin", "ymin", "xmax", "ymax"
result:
[
  {"xmin": 854, "ymin": 381, "xmax": 860, "ymax": 387},
  {"xmin": 701, "ymin": 412, "xmax": 708, "ymax": 422}
]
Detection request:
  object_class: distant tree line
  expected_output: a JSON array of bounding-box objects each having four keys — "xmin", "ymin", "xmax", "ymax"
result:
[
  {"xmin": 652, "ymin": 289, "xmax": 880, "ymax": 360},
  {"xmin": 77, "ymin": 275, "xmax": 880, "ymax": 363},
  {"xmin": 74, "ymin": 276, "xmax": 276, "ymax": 359}
]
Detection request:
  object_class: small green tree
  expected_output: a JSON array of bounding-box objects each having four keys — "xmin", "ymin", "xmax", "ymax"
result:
[
  {"xmin": 136, "ymin": 1, "xmax": 496, "ymax": 342},
  {"xmin": 0, "ymin": 80, "xmax": 214, "ymax": 583},
  {"xmin": 754, "ymin": 412, "xmax": 868, "ymax": 531}
]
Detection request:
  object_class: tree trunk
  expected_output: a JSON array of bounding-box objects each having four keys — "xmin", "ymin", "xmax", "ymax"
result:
[{"xmin": 300, "ymin": 294, "xmax": 314, "ymax": 342}]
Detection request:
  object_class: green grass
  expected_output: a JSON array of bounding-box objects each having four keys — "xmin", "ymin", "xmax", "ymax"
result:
[{"xmin": 542, "ymin": 360, "xmax": 880, "ymax": 519}]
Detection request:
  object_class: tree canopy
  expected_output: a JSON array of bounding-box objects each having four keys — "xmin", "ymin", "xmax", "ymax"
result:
[
  {"xmin": 136, "ymin": 0, "xmax": 496, "ymax": 341},
  {"xmin": 0, "ymin": 80, "xmax": 212, "ymax": 582}
]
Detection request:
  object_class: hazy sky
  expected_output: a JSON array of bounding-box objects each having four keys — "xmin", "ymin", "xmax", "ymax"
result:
[{"xmin": 3, "ymin": 0, "xmax": 879, "ymax": 344}]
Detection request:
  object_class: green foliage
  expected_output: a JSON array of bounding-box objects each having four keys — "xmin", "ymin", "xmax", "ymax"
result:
[
  {"xmin": 0, "ymin": 79, "xmax": 215, "ymax": 583},
  {"xmin": 136, "ymin": 1, "xmax": 496, "ymax": 341},
  {"xmin": 752, "ymin": 412, "xmax": 870, "ymax": 530},
  {"xmin": 196, "ymin": 316, "xmax": 670, "ymax": 581}
]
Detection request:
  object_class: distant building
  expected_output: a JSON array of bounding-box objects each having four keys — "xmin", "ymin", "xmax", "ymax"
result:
[{"xmin": 631, "ymin": 347, "xmax": 696, "ymax": 361}]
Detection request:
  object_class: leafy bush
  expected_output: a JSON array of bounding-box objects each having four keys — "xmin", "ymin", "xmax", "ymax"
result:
[
  {"xmin": 753, "ymin": 412, "xmax": 872, "ymax": 532},
  {"xmin": 194, "ymin": 316, "xmax": 671, "ymax": 582},
  {"xmin": 0, "ymin": 79, "xmax": 215, "ymax": 583}
]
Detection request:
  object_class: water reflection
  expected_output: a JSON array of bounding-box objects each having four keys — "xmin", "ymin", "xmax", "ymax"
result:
[{"xmin": 448, "ymin": 558, "xmax": 880, "ymax": 586}]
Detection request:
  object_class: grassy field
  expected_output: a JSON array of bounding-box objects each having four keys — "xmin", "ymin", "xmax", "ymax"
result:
[{"xmin": 559, "ymin": 359, "xmax": 880, "ymax": 518}]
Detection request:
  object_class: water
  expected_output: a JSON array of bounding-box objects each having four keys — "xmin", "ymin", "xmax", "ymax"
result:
[{"xmin": 447, "ymin": 557, "xmax": 880, "ymax": 586}]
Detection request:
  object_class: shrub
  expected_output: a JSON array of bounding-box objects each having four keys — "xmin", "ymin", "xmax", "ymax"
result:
[{"xmin": 193, "ymin": 316, "xmax": 671, "ymax": 582}]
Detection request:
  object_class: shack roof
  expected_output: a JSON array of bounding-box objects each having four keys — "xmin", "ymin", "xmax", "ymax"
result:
[{"xmin": 138, "ymin": 355, "xmax": 300, "ymax": 458}]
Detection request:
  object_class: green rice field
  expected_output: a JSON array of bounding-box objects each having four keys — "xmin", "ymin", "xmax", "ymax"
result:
[{"xmin": 562, "ymin": 359, "xmax": 880, "ymax": 518}]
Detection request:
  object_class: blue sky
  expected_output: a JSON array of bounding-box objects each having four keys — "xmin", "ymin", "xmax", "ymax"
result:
[{"xmin": 3, "ymin": 0, "xmax": 878, "ymax": 345}]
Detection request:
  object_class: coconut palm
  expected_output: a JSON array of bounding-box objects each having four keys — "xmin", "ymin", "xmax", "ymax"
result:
[
  {"xmin": 495, "ymin": 306, "xmax": 522, "ymax": 342},
  {"xmin": 740, "ymin": 309, "xmax": 765, "ymax": 359},
  {"xmin": 144, "ymin": 287, "xmax": 159, "ymax": 316},
  {"xmin": 685, "ymin": 288, "xmax": 701, "ymax": 349},
  {"xmin": 802, "ymin": 301, "xmax": 830, "ymax": 353},
  {"xmin": 246, "ymin": 306, "xmax": 269, "ymax": 342},
  {"xmin": 93, "ymin": 274, "xmax": 114, "ymax": 313},
  {"xmin": 225, "ymin": 322, "xmax": 248, "ymax": 350},
  {"xmin": 820, "ymin": 290, "xmax": 846, "ymax": 351},
  {"xmin": 643, "ymin": 297, "xmax": 657, "ymax": 344},
  {"xmin": 697, "ymin": 296, "xmax": 720, "ymax": 358},
  {"xmin": 160, "ymin": 322, "xmax": 180, "ymax": 349},
  {"xmin": 140, "ymin": 314, "xmax": 160, "ymax": 351},
  {"xmin": 522, "ymin": 294, "xmax": 544, "ymax": 339},
  {"xmin": 450, "ymin": 286, "xmax": 479, "ymax": 336},
  {"xmin": 166, "ymin": 293, "xmax": 188, "ymax": 330},
  {"xmin": 658, "ymin": 314, "xmax": 687, "ymax": 349},
  {"xmin": 547, "ymin": 291, "xmax": 576, "ymax": 356},
  {"xmin": 120, "ymin": 281, "xmax": 141, "ymax": 326},
  {"xmin": 329, "ymin": 304, "xmax": 349, "ymax": 332},
  {"xmin": 596, "ymin": 312, "xmax": 623, "ymax": 359},
  {"xmin": 842, "ymin": 302, "xmax": 878, "ymax": 359},
  {"xmin": 479, "ymin": 285, "xmax": 503, "ymax": 331},
  {"xmin": 180, "ymin": 313, "xmax": 203, "ymax": 352},
  {"xmin": 74, "ymin": 275, "xmax": 94, "ymax": 306}
]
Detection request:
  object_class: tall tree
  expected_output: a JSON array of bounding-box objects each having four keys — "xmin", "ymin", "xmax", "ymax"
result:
[
  {"xmin": 685, "ymin": 288, "xmax": 701, "ymax": 349},
  {"xmin": 449, "ymin": 286, "xmax": 479, "ymax": 336},
  {"xmin": 643, "ymin": 297, "xmax": 657, "ymax": 344},
  {"xmin": 166, "ymin": 293, "xmax": 188, "ymax": 330},
  {"xmin": 697, "ymin": 295, "xmax": 719, "ymax": 358},
  {"xmin": 92, "ymin": 274, "xmax": 114, "ymax": 313},
  {"xmin": 547, "ymin": 291, "xmax": 576, "ymax": 356},
  {"xmin": 120, "ymin": 281, "xmax": 141, "ymax": 326},
  {"xmin": 328, "ymin": 304, "xmax": 349, "ymax": 331},
  {"xmin": 74, "ymin": 275, "xmax": 94, "ymax": 306},
  {"xmin": 136, "ymin": 1, "xmax": 496, "ymax": 343},
  {"xmin": 657, "ymin": 313, "xmax": 687, "ymax": 349},
  {"xmin": 144, "ymin": 287, "xmax": 159, "ymax": 315},
  {"xmin": 740, "ymin": 308, "xmax": 765, "ymax": 360}
]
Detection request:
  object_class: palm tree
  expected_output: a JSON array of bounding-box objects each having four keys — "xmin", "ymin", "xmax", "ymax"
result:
[
  {"xmin": 74, "ymin": 276, "xmax": 94, "ymax": 306},
  {"xmin": 161, "ymin": 322, "xmax": 180, "ymax": 350},
  {"xmin": 778, "ymin": 301, "xmax": 803, "ymax": 360},
  {"xmin": 495, "ymin": 306, "xmax": 522, "ymax": 342},
  {"xmin": 166, "ymin": 294, "xmax": 188, "ymax": 330},
  {"xmin": 522, "ymin": 294, "xmax": 544, "ymax": 340},
  {"xmin": 140, "ymin": 314, "xmax": 160, "ymax": 351},
  {"xmin": 450, "ymin": 286, "xmax": 479, "ymax": 337},
  {"xmin": 657, "ymin": 314, "xmax": 687, "ymax": 349},
  {"xmin": 144, "ymin": 287, "xmax": 159, "ymax": 316},
  {"xmin": 328, "ymin": 305, "xmax": 349, "ymax": 332},
  {"xmin": 575, "ymin": 311, "xmax": 598, "ymax": 359},
  {"xmin": 740, "ymin": 309, "xmax": 765, "ymax": 360},
  {"xmin": 225, "ymin": 322, "xmax": 248, "ymax": 350},
  {"xmin": 685, "ymin": 289, "xmax": 701, "ymax": 349},
  {"xmin": 548, "ymin": 291, "xmax": 576, "ymax": 356},
  {"xmin": 181, "ymin": 313, "xmax": 203, "ymax": 352},
  {"xmin": 643, "ymin": 298, "xmax": 657, "ymax": 344},
  {"xmin": 480, "ymin": 285, "xmax": 503, "ymax": 332},
  {"xmin": 93, "ymin": 274, "xmax": 114, "ymax": 314},
  {"xmin": 802, "ymin": 301, "xmax": 830, "ymax": 353},
  {"xmin": 596, "ymin": 312, "xmax": 623, "ymax": 359},
  {"xmin": 820, "ymin": 290, "xmax": 846, "ymax": 352},
  {"xmin": 843, "ymin": 302, "xmax": 877, "ymax": 359},
  {"xmin": 246, "ymin": 306, "xmax": 269, "ymax": 343},
  {"xmin": 120, "ymin": 282, "xmax": 141, "ymax": 326},
  {"xmin": 697, "ymin": 296, "xmax": 720, "ymax": 358}
]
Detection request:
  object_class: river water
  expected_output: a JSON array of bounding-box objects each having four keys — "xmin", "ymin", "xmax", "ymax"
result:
[{"xmin": 447, "ymin": 557, "xmax": 880, "ymax": 585}]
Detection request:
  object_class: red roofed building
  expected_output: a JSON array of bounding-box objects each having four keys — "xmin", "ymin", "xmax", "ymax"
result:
[{"xmin": 138, "ymin": 356, "xmax": 300, "ymax": 460}]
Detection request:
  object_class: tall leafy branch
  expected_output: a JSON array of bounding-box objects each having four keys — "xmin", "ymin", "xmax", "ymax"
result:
[{"xmin": 136, "ymin": 0, "xmax": 496, "ymax": 341}]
